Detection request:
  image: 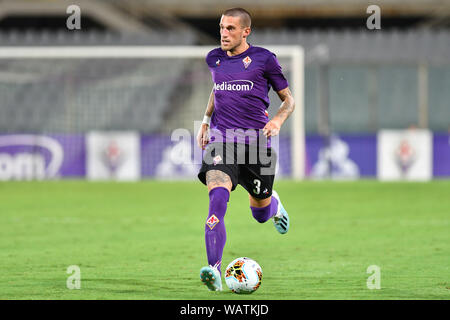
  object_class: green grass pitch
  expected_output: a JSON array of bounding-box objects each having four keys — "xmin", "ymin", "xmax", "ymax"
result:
[{"xmin": 0, "ymin": 180, "xmax": 449, "ymax": 300}]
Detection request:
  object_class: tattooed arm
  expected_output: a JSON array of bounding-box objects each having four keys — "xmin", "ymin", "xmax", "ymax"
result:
[
  {"xmin": 197, "ymin": 88, "xmax": 215, "ymax": 149},
  {"xmin": 203, "ymin": 87, "xmax": 215, "ymax": 118},
  {"xmin": 262, "ymin": 87, "xmax": 295, "ymax": 137}
]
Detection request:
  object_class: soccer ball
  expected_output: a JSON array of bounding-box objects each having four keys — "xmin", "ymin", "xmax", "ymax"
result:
[{"xmin": 225, "ymin": 257, "xmax": 263, "ymax": 294}]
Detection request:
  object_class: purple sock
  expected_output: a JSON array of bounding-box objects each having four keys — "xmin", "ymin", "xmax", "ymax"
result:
[
  {"xmin": 251, "ymin": 196, "xmax": 279, "ymax": 223},
  {"xmin": 205, "ymin": 187, "xmax": 230, "ymax": 274}
]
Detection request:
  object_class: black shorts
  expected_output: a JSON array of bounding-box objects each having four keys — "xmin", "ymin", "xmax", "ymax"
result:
[{"xmin": 198, "ymin": 142, "xmax": 277, "ymax": 199}]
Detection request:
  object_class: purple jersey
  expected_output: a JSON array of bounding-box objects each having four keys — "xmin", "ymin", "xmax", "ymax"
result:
[{"xmin": 206, "ymin": 45, "xmax": 289, "ymax": 135}]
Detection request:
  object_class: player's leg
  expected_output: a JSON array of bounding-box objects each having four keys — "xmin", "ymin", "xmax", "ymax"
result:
[
  {"xmin": 249, "ymin": 194, "xmax": 278, "ymax": 223},
  {"xmin": 197, "ymin": 142, "xmax": 238, "ymax": 291},
  {"xmin": 240, "ymin": 145, "xmax": 289, "ymax": 234},
  {"xmin": 199, "ymin": 170, "xmax": 232, "ymax": 291},
  {"xmin": 249, "ymin": 191, "xmax": 289, "ymax": 234},
  {"xmin": 204, "ymin": 170, "xmax": 232, "ymax": 271}
]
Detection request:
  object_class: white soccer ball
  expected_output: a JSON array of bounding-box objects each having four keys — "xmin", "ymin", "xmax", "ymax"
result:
[{"xmin": 225, "ymin": 257, "xmax": 263, "ymax": 294}]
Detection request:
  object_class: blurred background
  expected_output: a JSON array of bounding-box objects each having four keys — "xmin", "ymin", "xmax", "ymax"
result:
[{"xmin": 0, "ymin": 0, "xmax": 449, "ymax": 181}]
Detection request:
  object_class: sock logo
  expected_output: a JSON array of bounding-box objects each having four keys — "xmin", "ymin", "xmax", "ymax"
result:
[{"xmin": 206, "ymin": 214, "xmax": 220, "ymax": 230}]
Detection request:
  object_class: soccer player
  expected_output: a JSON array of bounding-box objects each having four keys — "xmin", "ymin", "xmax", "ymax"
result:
[{"xmin": 196, "ymin": 8, "xmax": 295, "ymax": 291}]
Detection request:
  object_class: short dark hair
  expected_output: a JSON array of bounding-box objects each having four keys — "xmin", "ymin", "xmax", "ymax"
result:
[{"xmin": 222, "ymin": 7, "xmax": 251, "ymax": 28}]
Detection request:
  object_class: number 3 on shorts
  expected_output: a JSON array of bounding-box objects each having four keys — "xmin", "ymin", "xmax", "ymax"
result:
[{"xmin": 253, "ymin": 179, "xmax": 261, "ymax": 195}]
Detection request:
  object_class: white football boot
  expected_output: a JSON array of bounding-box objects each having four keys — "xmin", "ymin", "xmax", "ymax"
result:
[
  {"xmin": 271, "ymin": 190, "xmax": 290, "ymax": 234},
  {"xmin": 200, "ymin": 263, "xmax": 222, "ymax": 291}
]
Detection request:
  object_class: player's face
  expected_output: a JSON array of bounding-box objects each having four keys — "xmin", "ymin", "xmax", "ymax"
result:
[{"xmin": 219, "ymin": 15, "xmax": 250, "ymax": 52}]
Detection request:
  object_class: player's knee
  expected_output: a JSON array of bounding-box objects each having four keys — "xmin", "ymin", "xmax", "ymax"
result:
[{"xmin": 206, "ymin": 170, "xmax": 232, "ymax": 193}]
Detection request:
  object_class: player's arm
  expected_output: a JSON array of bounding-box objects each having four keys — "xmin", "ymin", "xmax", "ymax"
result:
[
  {"xmin": 197, "ymin": 88, "xmax": 215, "ymax": 149},
  {"xmin": 263, "ymin": 87, "xmax": 295, "ymax": 137}
]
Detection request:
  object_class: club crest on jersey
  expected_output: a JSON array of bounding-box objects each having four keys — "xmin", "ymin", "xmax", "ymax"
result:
[
  {"xmin": 206, "ymin": 214, "xmax": 220, "ymax": 230},
  {"xmin": 242, "ymin": 56, "xmax": 252, "ymax": 69}
]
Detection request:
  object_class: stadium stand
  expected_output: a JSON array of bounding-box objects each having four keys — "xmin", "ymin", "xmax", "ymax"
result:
[
  {"xmin": 0, "ymin": 0, "xmax": 449, "ymax": 135},
  {"xmin": 0, "ymin": 30, "xmax": 197, "ymax": 134},
  {"xmin": 0, "ymin": 28, "xmax": 449, "ymax": 134},
  {"xmin": 250, "ymin": 29, "xmax": 450, "ymax": 133}
]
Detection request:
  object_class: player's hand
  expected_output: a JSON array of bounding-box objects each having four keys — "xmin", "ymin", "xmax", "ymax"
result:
[
  {"xmin": 262, "ymin": 119, "xmax": 281, "ymax": 137},
  {"xmin": 197, "ymin": 123, "xmax": 210, "ymax": 149}
]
